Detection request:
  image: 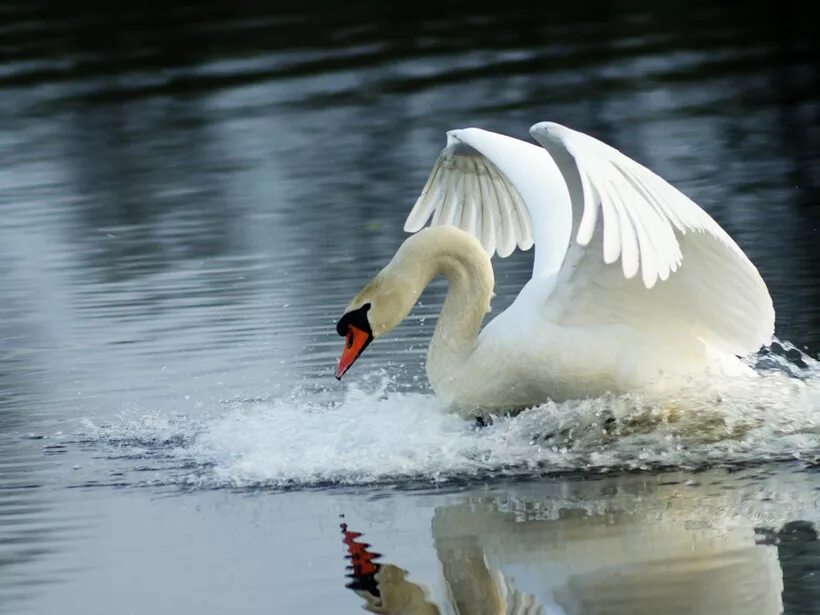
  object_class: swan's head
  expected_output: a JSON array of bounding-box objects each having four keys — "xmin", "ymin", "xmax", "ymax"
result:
[
  {"xmin": 335, "ymin": 257, "xmax": 424, "ymax": 379},
  {"xmin": 334, "ymin": 226, "xmax": 490, "ymax": 379},
  {"xmin": 335, "ymin": 299, "xmax": 374, "ymax": 379}
]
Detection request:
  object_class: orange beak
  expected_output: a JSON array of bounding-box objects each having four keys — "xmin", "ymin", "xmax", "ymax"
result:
[{"xmin": 335, "ymin": 325, "xmax": 373, "ymax": 379}]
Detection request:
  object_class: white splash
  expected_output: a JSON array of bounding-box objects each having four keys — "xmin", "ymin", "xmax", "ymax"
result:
[{"xmin": 77, "ymin": 343, "xmax": 820, "ymax": 489}]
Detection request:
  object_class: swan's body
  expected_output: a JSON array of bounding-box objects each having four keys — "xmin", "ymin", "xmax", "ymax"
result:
[{"xmin": 335, "ymin": 122, "xmax": 774, "ymax": 416}]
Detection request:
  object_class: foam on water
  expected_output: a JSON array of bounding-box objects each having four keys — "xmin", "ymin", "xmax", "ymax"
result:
[{"xmin": 75, "ymin": 342, "xmax": 820, "ymax": 489}]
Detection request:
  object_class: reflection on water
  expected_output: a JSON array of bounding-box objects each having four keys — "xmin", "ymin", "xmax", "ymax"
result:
[
  {"xmin": 342, "ymin": 471, "xmax": 820, "ymax": 614},
  {"xmin": 775, "ymin": 522, "xmax": 820, "ymax": 613},
  {"xmin": 342, "ymin": 522, "xmax": 440, "ymax": 615}
]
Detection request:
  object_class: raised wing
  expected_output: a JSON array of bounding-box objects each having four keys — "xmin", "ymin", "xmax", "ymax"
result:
[
  {"xmin": 531, "ymin": 122, "xmax": 734, "ymax": 288},
  {"xmin": 404, "ymin": 128, "xmax": 574, "ymax": 275},
  {"xmin": 405, "ymin": 123, "xmax": 774, "ymax": 355},
  {"xmin": 405, "ymin": 142, "xmax": 532, "ymax": 257},
  {"xmin": 529, "ymin": 122, "xmax": 774, "ymax": 354}
]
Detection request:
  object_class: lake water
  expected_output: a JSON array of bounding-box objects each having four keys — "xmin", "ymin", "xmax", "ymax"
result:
[{"xmin": 2, "ymin": 2, "xmax": 820, "ymax": 613}]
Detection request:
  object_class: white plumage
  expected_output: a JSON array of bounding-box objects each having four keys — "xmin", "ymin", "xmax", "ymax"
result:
[
  {"xmin": 340, "ymin": 121, "xmax": 774, "ymax": 413},
  {"xmin": 404, "ymin": 122, "xmax": 774, "ymax": 360}
]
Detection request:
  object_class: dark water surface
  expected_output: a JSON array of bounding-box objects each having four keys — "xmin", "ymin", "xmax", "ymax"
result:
[{"xmin": 2, "ymin": 1, "xmax": 820, "ymax": 613}]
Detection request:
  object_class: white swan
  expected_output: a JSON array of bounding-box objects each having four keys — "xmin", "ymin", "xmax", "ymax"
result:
[{"xmin": 335, "ymin": 122, "xmax": 774, "ymax": 415}]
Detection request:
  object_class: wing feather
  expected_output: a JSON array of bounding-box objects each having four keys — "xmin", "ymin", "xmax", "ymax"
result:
[
  {"xmin": 478, "ymin": 165, "xmax": 498, "ymax": 255},
  {"xmin": 576, "ymin": 169, "xmax": 599, "ymax": 245},
  {"xmin": 404, "ymin": 162, "xmax": 442, "ymax": 232},
  {"xmin": 598, "ymin": 182, "xmax": 621, "ymax": 265},
  {"xmin": 491, "ymin": 169, "xmax": 517, "ymax": 257},
  {"xmin": 441, "ymin": 168, "xmax": 463, "ymax": 226},
  {"xmin": 601, "ymin": 176, "xmax": 640, "ymax": 278},
  {"xmin": 459, "ymin": 160, "xmax": 481, "ymax": 235},
  {"xmin": 511, "ymin": 189, "xmax": 534, "ymax": 250}
]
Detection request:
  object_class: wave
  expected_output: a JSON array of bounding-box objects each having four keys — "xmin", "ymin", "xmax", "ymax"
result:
[{"xmin": 74, "ymin": 340, "xmax": 820, "ymax": 489}]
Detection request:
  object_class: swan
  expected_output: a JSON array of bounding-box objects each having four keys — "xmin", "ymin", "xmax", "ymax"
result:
[{"xmin": 334, "ymin": 122, "xmax": 774, "ymax": 415}]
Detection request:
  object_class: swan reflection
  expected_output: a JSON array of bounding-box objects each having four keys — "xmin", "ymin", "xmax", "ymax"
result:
[
  {"xmin": 341, "ymin": 521, "xmax": 439, "ymax": 614},
  {"xmin": 341, "ymin": 473, "xmax": 806, "ymax": 614}
]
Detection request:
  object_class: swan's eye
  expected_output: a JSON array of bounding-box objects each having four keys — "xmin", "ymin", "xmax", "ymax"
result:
[{"xmin": 336, "ymin": 303, "xmax": 373, "ymax": 337}]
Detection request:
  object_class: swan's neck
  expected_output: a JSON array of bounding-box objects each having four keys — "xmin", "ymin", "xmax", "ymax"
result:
[
  {"xmin": 375, "ymin": 227, "xmax": 494, "ymax": 390},
  {"xmin": 411, "ymin": 229, "xmax": 494, "ymax": 389},
  {"xmin": 426, "ymin": 248, "xmax": 493, "ymax": 387}
]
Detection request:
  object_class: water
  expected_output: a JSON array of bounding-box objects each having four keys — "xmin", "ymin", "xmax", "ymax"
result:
[{"xmin": 1, "ymin": 1, "xmax": 820, "ymax": 613}]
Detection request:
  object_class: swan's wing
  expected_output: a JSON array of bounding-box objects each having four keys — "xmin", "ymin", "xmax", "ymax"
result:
[
  {"xmin": 529, "ymin": 122, "xmax": 774, "ymax": 354},
  {"xmin": 404, "ymin": 128, "xmax": 574, "ymax": 273},
  {"xmin": 531, "ymin": 121, "xmax": 734, "ymax": 288},
  {"xmin": 405, "ymin": 123, "xmax": 774, "ymax": 355},
  {"xmin": 404, "ymin": 132, "xmax": 533, "ymax": 258}
]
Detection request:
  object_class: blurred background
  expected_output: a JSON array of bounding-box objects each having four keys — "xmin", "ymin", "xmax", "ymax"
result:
[{"xmin": 1, "ymin": 1, "xmax": 819, "ymax": 612}]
